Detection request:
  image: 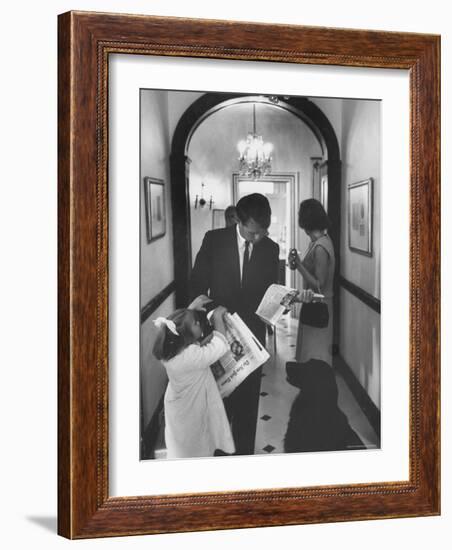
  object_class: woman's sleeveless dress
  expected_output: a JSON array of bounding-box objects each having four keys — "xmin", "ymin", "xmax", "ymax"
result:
[{"xmin": 295, "ymin": 234, "xmax": 335, "ymax": 367}]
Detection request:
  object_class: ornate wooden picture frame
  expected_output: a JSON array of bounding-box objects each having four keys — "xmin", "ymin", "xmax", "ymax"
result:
[{"xmin": 58, "ymin": 11, "xmax": 440, "ymax": 539}]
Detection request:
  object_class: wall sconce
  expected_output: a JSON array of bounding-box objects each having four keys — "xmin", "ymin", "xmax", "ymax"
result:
[{"xmin": 194, "ymin": 182, "xmax": 213, "ymax": 209}]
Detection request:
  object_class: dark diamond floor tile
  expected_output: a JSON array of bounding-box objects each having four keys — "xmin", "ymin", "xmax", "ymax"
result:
[
  {"xmin": 260, "ymin": 414, "xmax": 271, "ymax": 421},
  {"xmin": 263, "ymin": 444, "xmax": 275, "ymax": 453}
]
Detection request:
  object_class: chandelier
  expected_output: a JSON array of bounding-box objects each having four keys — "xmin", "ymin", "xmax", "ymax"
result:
[{"xmin": 237, "ymin": 103, "xmax": 273, "ymax": 180}]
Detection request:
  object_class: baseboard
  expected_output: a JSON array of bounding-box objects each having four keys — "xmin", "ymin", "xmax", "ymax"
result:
[
  {"xmin": 334, "ymin": 354, "xmax": 381, "ymax": 440},
  {"xmin": 338, "ymin": 275, "xmax": 381, "ymax": 314},
  {"xmin": 141, "ymin": 281, "xmax": 176, "ymax": 324}
]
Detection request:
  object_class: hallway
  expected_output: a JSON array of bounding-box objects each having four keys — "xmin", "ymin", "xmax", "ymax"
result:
[
  {"xmin": 139, "ymin": 90, "xmax": 383, "ymax": 463},
  {"xmin": 254, "ymin": 315, "xmax": 380, "ymax": 455}
]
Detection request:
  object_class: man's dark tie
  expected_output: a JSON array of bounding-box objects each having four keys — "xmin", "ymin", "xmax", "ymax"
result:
[{"xmin": 242, "ymin": 241, "xmax": 250, "ymax": 287}]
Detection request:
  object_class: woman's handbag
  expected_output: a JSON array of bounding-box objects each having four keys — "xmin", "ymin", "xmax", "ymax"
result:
[{"xmin": 300, "ymin": 286, "xmax": 329, "ymax": 328}]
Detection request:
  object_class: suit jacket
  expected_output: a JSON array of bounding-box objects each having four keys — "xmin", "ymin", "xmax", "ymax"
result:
[{"xmin": 190, "ymin": 225, "xmax": 280, "ymax": 341}]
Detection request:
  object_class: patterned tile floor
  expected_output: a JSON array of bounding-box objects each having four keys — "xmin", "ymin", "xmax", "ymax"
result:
[{"xmin": 254, "ymin": 316, "xmax": 379, "ymax": 455}]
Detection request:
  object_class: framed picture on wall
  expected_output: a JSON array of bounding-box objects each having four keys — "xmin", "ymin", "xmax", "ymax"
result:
[
  {"xmin": 348, "ymin": 178, "xmax": 373, "ymax": 256},
  {"xmin": 58, "ymin": 11, "xmax": 440, "ymax": 540},
  {"xmin": 144, "ymin": 177, "xmax": 166, "ymax": 242}
]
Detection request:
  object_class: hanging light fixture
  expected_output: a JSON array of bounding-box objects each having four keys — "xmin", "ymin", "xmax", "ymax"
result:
[{"xmin": 237, "ymin": 103, "xmax": 273, "ymax": 180}]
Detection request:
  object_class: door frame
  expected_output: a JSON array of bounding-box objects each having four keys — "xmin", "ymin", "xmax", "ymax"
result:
[{"xmin": 232, "ymin": 171, "xmax": 297, "ymax": 288}]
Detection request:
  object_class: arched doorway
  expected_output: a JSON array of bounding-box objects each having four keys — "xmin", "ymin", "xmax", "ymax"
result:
[{"xmin": 170, "ymin": 93, "xmax": 341, "ymax": 350}]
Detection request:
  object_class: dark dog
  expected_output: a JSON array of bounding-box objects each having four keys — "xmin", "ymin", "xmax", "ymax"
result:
[{"xmin": 284, "ymin": 360, "xmax": 364, "ymax": 453}]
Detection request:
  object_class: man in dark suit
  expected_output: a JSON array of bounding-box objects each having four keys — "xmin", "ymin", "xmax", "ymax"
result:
[{"xmin": 190, "ymin": 193, "xmax": 279, "ymax": 455}]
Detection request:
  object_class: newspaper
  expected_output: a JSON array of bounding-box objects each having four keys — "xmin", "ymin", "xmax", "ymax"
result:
[
  {"xmin": 255, "ymin": 284, "xmax": 299, "ymax": 326},
  {"xmin": 210, "ymin": 313, "xmax": 270, "ymax": 398}
]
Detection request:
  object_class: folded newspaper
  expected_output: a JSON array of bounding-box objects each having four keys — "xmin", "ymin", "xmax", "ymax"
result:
[
  {"xmin": 210, "ymin": 312, "xmax": 270, "ymax": 398},
  {"xmin": 255, "ymin": 284, "xmax": 299, "ymax": 326}
]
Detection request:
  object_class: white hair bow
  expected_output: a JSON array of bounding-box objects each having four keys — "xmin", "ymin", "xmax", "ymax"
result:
[{"xmin": 153, "ymin": 317, "xmax": 179, "ymax": 336}]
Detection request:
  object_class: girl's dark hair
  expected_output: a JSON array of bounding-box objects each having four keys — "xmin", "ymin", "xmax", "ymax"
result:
[
  {"xmin": 152, "ymin": 309, "xmax": 196, "ymax": 361},
  {"xmin": 298, "ymin": 199, "xmax": 331, "ymax": 232},
  {"xmin": 236, "ymin": 193, "xmax": 272, "ymax": 229}
]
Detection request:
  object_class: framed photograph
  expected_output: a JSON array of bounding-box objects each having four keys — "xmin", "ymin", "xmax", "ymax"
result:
[
  {"xmin": 212, "ymin": 209, "xmax": 226, "ymax": 229},
  {"xmin": 58, "ymin": 11, "xmax": 440, "ymax": 539},
  {"xmin": 348, "ymin": 178, "xmax": 373, "ymax": 256},
  {"xmin": 143, "ymin": 177, "xmax": 166, "ymax": 242}
]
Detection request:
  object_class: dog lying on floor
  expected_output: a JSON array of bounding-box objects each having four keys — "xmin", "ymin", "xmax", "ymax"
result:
[{"xmin": 284, "ymin": 359, "xmax": 365, "ymax": 453}]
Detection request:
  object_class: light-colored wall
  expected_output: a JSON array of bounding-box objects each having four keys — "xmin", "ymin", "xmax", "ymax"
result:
[
  {"xmin": 141, "ymin": 298, "xmax": 173, "ymax": 427},
  {"xmin": 340, "ymin": 289, "xmax": 381, "ymax": 407},
  {"xmin": 167, "ymin": 90, "xmax": 204, "ymax": 145},
  {"xmin": 140, "ymin": 89, "xmax": 175, "ymax": 426},
  {"xmin": 341, "ymin": 99, "xmax": 381, "ymax": 298},
  {"xmin": 187, "ymin": 101, "xmax": 322, "ymax": 264},
  {"xmin": 340, "ymin": 98, "xmax": 381, "ymax": 406},
  {"xmin": 140, "ymin": 89, "xmax": 175, "ymax": 304}
]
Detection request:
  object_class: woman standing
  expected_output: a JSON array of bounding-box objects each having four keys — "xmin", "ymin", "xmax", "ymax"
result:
[{"xmin": 289, "ymin": 199, "xmax": 335, "ymax": 366}]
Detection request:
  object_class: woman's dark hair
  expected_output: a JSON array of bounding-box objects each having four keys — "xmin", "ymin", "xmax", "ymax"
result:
[
  {"xmin": 298, "ymin": 199, "xmax": 331, "ymax": 232},
  {"xmin": 236, "ymin": 193, "xmax": 272, "ymax": 229},
  {"xmin": 152, "ymin": 309, "xmax": 197, "ymax": 361}
]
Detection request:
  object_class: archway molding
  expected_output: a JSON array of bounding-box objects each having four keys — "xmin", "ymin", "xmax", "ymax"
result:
[{"xmin": 169, "ymin": 92, "xmax": 341, "ymax": 347}]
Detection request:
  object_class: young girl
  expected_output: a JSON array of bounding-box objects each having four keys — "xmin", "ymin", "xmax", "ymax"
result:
[{"xmin": 153, "ymin": 303, "xmax": 235, "ymax": 459}]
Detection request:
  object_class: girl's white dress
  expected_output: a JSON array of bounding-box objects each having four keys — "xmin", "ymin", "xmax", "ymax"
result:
[{"xmin": 162, "ymin": 331, "xmax": 235, "ymax": 459}]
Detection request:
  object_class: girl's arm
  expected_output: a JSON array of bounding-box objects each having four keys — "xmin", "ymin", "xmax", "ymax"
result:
[
  {"xmin": 184, "ymin": 306, "xmax": 229, "ymax": 369},
  {"xmin": 188, "ymin": 294, "xmax": 212, "ymax": 312},
  {"xmin": 210, "ymin": 305, "xmax": 228, "ymax": 336},
  {"xmin": 186, "ymin": 331, "xmax": 229, "ymax": 369}
]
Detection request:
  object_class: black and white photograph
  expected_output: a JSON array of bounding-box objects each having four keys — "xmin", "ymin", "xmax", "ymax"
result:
[{"xmin": 140, "ymin": 90, "xmax": 381, "ymax": 460}]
